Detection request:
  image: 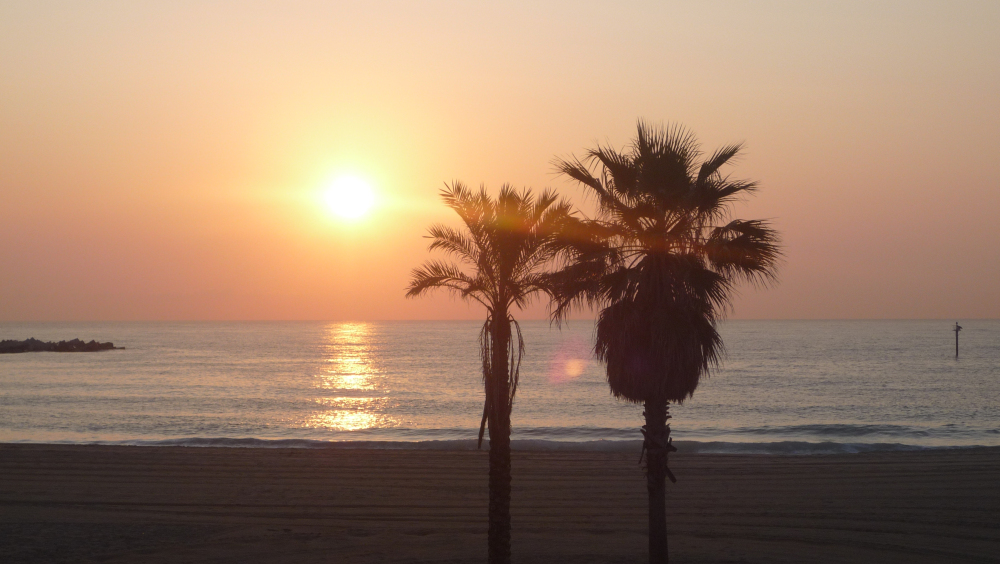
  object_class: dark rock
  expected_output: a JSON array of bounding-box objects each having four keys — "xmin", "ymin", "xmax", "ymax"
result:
[{"xmin": 0, "ymin": 338, "xmax": 119, "ymax": 354}]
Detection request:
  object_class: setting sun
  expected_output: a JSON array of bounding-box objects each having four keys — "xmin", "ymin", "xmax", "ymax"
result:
[{"xmin": 323, "ymin": 176, "xmax": 375, "ymax": 220}]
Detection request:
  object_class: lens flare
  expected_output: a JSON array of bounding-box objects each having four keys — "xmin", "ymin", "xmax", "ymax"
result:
[{"xmin": 547, "ymin": 337, "xmax": 594, "ymax": 384}]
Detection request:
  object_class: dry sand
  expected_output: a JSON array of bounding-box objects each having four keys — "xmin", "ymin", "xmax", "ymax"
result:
[{"xmin": 1, "ymin": 443, "xmax": 998, "ymax": 563}]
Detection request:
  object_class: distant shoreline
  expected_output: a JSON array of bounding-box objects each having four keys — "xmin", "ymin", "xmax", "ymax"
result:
[{"xmin": 0, "ymin": 338, "xmax": 119, "ymax": 354}]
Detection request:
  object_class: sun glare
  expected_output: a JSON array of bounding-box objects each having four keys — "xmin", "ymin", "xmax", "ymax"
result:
[{"xmin": 324, "ymin": 176, "xmax": 375, "ymax": 220}]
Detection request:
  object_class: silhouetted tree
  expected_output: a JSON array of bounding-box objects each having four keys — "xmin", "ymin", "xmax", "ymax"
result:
[
  {"xmin": 407, "ymin": 182, "xmax": 575, "ymax": 564},
  {"xmin": 551, "ymin": 121, "xmax": 781, "ymax": 564}
]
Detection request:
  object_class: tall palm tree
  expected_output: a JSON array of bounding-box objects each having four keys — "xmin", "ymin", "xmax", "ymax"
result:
[
  {"xmin": 551, "ymin": 121, "xmax": 781, "ymax": 564},
  {"xmin": 406, "ymin": 181, "xmax": 574, "ymax": 564}
]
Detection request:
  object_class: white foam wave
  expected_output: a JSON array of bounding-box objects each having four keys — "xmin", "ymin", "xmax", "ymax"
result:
[{"xmin": 14, "ymin": 437, "xmax": 992, "ymax": 455}]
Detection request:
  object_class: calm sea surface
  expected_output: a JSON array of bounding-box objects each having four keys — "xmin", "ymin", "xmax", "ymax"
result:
[{"xmin": 1, "ymin": 321, "xmax": 998, "ymax": 454}]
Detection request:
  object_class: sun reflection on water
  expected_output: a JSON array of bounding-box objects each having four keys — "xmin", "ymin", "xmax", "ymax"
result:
[
  {"xmin": 308, "ymin": 323, "xmax": 395, "ymax": 432},
  {"xmin": 319, "ymin": 323, "xmax": 379, "ymax": 391},
  {"xmin": 307, "ymin": 398, "xmax": 394, "ymax": 431}
]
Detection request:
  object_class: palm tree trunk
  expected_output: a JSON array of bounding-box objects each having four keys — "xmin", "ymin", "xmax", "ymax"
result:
[
  {"xmin": 487, "ymin": 315, "xmax": 512, "ymax": 564},
  {"xmin": 643, "ymin": 399, "xmax": 670, "ymax": 564}
]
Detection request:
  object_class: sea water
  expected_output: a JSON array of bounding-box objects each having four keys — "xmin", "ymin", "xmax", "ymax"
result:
[{"xmin": 1, "ymin": 320, "xmax": 997, "ymax": 454}]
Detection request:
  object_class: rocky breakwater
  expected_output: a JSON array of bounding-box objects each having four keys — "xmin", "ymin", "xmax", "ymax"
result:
[{"xmin": 0, "ymin": 338, "xmax": 120, "ymax": 354}]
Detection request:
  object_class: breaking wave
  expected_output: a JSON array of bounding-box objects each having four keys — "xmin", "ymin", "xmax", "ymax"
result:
[{"xmin": 15, "ymin": 436, "xmax": 994, "ymax": 455}]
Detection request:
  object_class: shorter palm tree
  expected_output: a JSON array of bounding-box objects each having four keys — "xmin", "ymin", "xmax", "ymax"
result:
[{"xmin": 406, "ymin": 181, "xmax": 574, "ymax": 564}]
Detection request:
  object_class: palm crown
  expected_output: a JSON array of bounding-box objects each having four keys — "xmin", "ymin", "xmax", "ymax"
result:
[
  {"xmin": 552, "ymin": 121, "xmax": 781, "ymax": 403},
  {"xmin": 407, "ymin": 182, "xmax": 574, "ymax": 315}
]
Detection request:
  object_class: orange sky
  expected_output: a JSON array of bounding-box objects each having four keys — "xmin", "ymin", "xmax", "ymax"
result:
[{"xmin": 2, "ymin": 1, "xmax": 998, "ymax": 321}]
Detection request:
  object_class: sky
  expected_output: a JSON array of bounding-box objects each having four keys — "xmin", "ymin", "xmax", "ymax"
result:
[{"xmin": 2, "ymin": 1, "xmax": 998, "ymax": 321}]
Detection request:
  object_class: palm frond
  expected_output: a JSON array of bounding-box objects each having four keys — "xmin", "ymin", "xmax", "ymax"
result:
[
  {"xmin": 427, "ymin": 224, "xmax": 479, "ymax": 263},
  {"xmin": 406, "ymin": 260, "xmax": 488, "ymax": 307},
  {"xmin": 697, "ymin": 142, "xmax": 743, "ymax": 184},
  {"xmin": 705, "ymin": 219, "xmax": 782, "ymax": 287}
]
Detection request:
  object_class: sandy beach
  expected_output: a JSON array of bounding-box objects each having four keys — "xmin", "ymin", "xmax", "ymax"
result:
[{"xmin": 1, "ymin": 444, "xmax": 997, "ymax": 563}]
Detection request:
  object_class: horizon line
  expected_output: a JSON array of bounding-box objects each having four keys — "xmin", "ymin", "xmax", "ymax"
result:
[{"xmin": 2, "ymin": 318, "xmax": 996, "ymax": 324}]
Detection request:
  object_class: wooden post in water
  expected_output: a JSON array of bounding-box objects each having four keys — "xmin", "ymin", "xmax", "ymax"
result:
[{"xmin": 953, "ymin": 322, "xmax": 962, "ymax": 358}]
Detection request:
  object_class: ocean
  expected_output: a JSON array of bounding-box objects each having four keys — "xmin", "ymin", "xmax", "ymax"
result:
[{"xmin": 1, "ymin": 320, "xmax": 997, "ymax": 454}]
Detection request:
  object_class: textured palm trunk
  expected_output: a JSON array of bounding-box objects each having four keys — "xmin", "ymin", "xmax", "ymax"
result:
[
  {"xmin": 643, "ymin": 399, "xmax": 671, "ymax": 564},
  {"xmin": 487, "ymin": 314, "xmax": 512, "ymax": 564}
]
